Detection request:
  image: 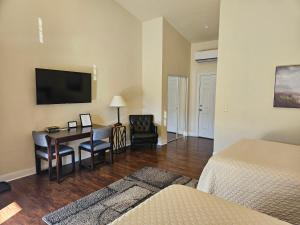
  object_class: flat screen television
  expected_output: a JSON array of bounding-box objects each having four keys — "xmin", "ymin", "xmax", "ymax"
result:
[{"xmin": 35, "ymin": 68, "xmax": 91, "ymax": 105}]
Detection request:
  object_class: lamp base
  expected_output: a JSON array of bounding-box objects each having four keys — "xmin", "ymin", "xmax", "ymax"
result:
[{"xmin": 114, "ymin": 122, "xmax": 122, "ymax": 127}]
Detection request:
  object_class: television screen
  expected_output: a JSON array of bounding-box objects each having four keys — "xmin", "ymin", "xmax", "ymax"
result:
[{"xmin": 35, "ymin": 68, "xmax": 91, "ymax": 105}]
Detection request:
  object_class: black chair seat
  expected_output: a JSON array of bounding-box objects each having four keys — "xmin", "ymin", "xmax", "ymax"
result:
[
  {"xmin": 79, "ymin": 140, "xmax": 110, "ymax": 152},
  {"xmin": 132, "ymin": 133, "xmax": 158, "ymax": 139},
  {"xmin": 36, "ymin": 145, "xmax": 74, "ymax": 159}
]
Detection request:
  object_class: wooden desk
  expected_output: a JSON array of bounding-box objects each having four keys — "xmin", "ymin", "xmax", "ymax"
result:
[{"xmin": 47, "ymin": 124, "xmax": 105, "ymax": 183}]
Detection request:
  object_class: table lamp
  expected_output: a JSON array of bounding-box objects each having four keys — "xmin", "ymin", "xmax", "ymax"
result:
[{"xmin": 110, "ymin": 95, "xmax": 126, "ymax": 126}]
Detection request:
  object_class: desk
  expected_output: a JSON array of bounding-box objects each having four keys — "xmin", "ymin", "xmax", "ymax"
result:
[{"xmin": 47, "ymin": 124, "xmax": 105, "ymax": 183}]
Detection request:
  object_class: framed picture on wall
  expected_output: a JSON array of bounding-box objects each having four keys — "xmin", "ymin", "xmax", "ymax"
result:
[
  {"xmin": 80, "ymin": 113, "xmax": 92, "ymax": 127},
  {"xmin": 274, "ymin": 65, "xmax": 300, "ymax": 108}
]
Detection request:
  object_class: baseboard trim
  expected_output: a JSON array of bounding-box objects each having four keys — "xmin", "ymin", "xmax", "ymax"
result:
[
  {"xmin": 188, "ymin": 131, "xmax": 198, "ymax": 137},
  {"xmin": 0, "ymin": 141, "xmax": 167, "ymax": 182},
  {"xmin": 212, "ymin": 150, "xmax": 218, "ymax": 155},
  {"xmin": 158, "ymin": 141, "xmax": 167, "ymax": 146},
  {"xmin": 0, "ymin": 167, "xmax": 36, "ymax": 182}
]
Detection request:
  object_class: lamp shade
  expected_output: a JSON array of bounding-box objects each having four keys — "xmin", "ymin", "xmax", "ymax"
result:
[{"xmin": 110, "ymin": 96, "xmax": 126, "ymax": 107}]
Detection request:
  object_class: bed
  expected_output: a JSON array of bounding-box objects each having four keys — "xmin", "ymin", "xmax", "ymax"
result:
[
  {"xmin": 198, "ymin": 139, "xmax": 300, "ymax": 225},
  {"xmin": 109, "ymin": 184, "xmax": 290, "ymax": 225}
]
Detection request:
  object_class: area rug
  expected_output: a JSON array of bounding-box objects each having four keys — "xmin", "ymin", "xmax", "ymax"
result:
[{"xmin": 43, "ymin": 167, "xmax": 198, "ymax": 225}]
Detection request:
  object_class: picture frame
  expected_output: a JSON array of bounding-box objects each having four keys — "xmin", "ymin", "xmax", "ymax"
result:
[
  {"xmin": 80, "ymin": 113, "xmax": 92, "ymax": 127},
  {"xmin": 68, "ymin": 121, "xmax": 77, "ymax": 129},
  {"xmin": 274, "ymin": 65, "xmax": 300, "ymax": 108}
]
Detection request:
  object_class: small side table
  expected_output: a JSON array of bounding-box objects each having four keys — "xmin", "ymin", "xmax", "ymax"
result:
[{"xmin": 112, "ymin": 125, "xmax": 126, "ymax": 154}]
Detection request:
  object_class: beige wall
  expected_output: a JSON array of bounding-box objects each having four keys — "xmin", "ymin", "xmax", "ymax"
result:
[
  {"xmin": 142, "ymin": 17, "xmax": 190, "ymax": 145},
  {"xmin": 188, "ymin": 40, "xmax": 218, "ymax": 136},
  {"xmin": 0, "ymin": 0, "xmax": 142, "ymax": 178},
  {"xmin": 214, "ymin": 0, "xmax": 300, "ymax": 153},
  {"xmin": 142, "ymin": 17, "xmax": 163, "ymax": 128},
  {"xmin": 161, "ymin": 19, "xmax": 191, "ymax": 143}
]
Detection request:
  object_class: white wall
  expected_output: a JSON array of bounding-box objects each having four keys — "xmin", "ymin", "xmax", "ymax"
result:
[
  {"xmin": 188, "ymin": 40, "xmax": 218, "ymax": 136},
  {"xmin": 214, "ymin": 0, "xmax": 300, "ymax": 153}
]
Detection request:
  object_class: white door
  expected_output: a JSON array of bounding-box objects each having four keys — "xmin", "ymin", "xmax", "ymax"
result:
[
  {"xmin": 167, "ymin": 76, "xmax": 178, "ymax": 133},
  {"xmin": 177, "ymin": 77, "xmax": 188, "ymax": 136},
  {"xmin": 198, "ymin": 75, "xmax": 216, "ymax": 139}
]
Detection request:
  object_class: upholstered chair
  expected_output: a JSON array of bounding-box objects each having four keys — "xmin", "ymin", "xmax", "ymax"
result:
[
  {"xmin": 78, "ymin": 127, "xmax": 113, "ymax": 170},
  {"xmin": 129, "ymin": 115, "xmax": 158, "ymax": 149},
  {"xmin": 32, "ymin": 131, "xmax": 75, "ymax": 180}
]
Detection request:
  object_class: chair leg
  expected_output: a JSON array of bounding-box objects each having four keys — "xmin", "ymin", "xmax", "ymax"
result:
[
  {"xmin": 72, "ymin": 152, "xmax": 75, "ymax": 173},
  {"xmin": 110, "ymin": 149, "xmax": 114, "ymax": 164},
  {"xmin": 48, "ymin": 158, "xmax": 53, "ymax": 180},
  {"xmin": 35, "ymin": 155, "xmax": 41, "ymax": 175},
  {"xmin": 59, "ymin": 156, "xmax": 63, "ymax": 178},
  {"xmin": 91, "ymin": 152, "xmax": 95, "ymax": 170},
  {"xmin": 78, "ymin": 147, "xmax": 82, "ymax": 168}
]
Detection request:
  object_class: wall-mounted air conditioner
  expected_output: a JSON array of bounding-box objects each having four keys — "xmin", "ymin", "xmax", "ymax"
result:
[{"xmin": 194, "ymin": 49, "xmax": 218, "ymax": 63}]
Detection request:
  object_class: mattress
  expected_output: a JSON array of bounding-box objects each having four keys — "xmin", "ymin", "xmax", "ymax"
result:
[
  {"xmin": 109, "ymin": 185, "xmax": 290, "ymax": 225},
  {"xmin": 198, "ymin": 139, "xmax": 300, "ymax": 225}
]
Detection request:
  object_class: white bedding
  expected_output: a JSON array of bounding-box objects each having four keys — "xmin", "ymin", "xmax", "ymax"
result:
[
  {"xmin": 198, "ymin": 139, "xmax": 300, "ymax": 225},
  {"xmin": 109, "ymin": 185, "xmax": 290, "ymax": 225}
]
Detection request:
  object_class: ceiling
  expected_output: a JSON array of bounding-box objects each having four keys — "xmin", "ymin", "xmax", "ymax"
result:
[{"xmin": 114, "ymin": 0, "xmax": 220, "ymax": 43}]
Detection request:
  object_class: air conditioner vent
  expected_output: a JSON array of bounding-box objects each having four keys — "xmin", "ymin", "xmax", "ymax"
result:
[{"xmin": 194, "ymin": 49, "xmax": 218, "ymax": 63}]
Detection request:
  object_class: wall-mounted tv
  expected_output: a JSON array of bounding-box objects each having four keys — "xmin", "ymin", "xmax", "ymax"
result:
[{"xmin": 35, "ymin": 68, "xmax": 91, "ymax": 105}]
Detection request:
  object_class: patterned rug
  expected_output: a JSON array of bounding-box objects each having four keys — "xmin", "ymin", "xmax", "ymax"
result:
[{"xmin": 43, "ymin": 167, "xmax": 198, "ymax": 225}]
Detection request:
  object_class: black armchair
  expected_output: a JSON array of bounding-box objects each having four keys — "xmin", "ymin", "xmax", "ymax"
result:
[{"xmin": 129, "ymin": 115, "xmax": 158, "ymax": 149}]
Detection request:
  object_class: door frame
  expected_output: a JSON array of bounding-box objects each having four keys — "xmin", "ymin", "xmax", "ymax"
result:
[
  {"xmin": 196, "ymin": 73, "xmax": 216, "ymax": 139},
  {"xmin": 167, "ymin": 74, "xmax": 189, "ymax": 142},
  {"xmin": 167, "ymin": 76, "xmax": 179, "ymax": 135}
]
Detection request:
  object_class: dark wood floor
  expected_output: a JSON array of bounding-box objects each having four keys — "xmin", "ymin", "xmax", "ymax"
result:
[
  {"xmin": 0, "ymin": 137, "xmax": 213, "ymax": 225},
  {"xmin": 167, "ymin": 132, "xmax": 183, "ymax": 142}
]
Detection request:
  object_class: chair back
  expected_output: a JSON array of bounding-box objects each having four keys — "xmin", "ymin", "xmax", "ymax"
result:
[
  {"xmin": 32, "ymin": 131, "xmax": 49, "ymax": 147},
  {"xmin": 129, "ymin": 115, "xmax": 154, "ymax": 133},
  {"xmin": 92, "ymin": 126, "xmax": 112, "ymax": 141}
]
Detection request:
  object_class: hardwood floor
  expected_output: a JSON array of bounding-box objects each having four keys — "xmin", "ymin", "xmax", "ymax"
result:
[
  {"xmin": 167, "ymin": 132, "xmax": 183, "ymax": 142},
  {"xmin": 0, "ymin": 137, "xmax": 213, "ymax": 225}
]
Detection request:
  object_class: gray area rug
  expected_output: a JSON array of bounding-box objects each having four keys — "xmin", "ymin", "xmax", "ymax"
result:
[{"xmin": 43, "ymin": 167, "xmax": 198, "ymax": 225}]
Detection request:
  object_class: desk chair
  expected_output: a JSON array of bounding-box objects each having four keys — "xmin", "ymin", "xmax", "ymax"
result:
[
  {"xmin": 78, "ymin": 127, "xmax": 113, "ymax": 170},
  {"xmin": 32, "ymin": 131, "xmax": 75, "ymax": 180}
]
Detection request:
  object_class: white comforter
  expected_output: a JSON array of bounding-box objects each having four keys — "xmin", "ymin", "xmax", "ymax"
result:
[
  {"xmin": 198, "ymin": 139, "xmax": 300, "ymax": 225},
  {"xmin": 110, "ymin": 185, "xmax": 290, "ymax": 225}
]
